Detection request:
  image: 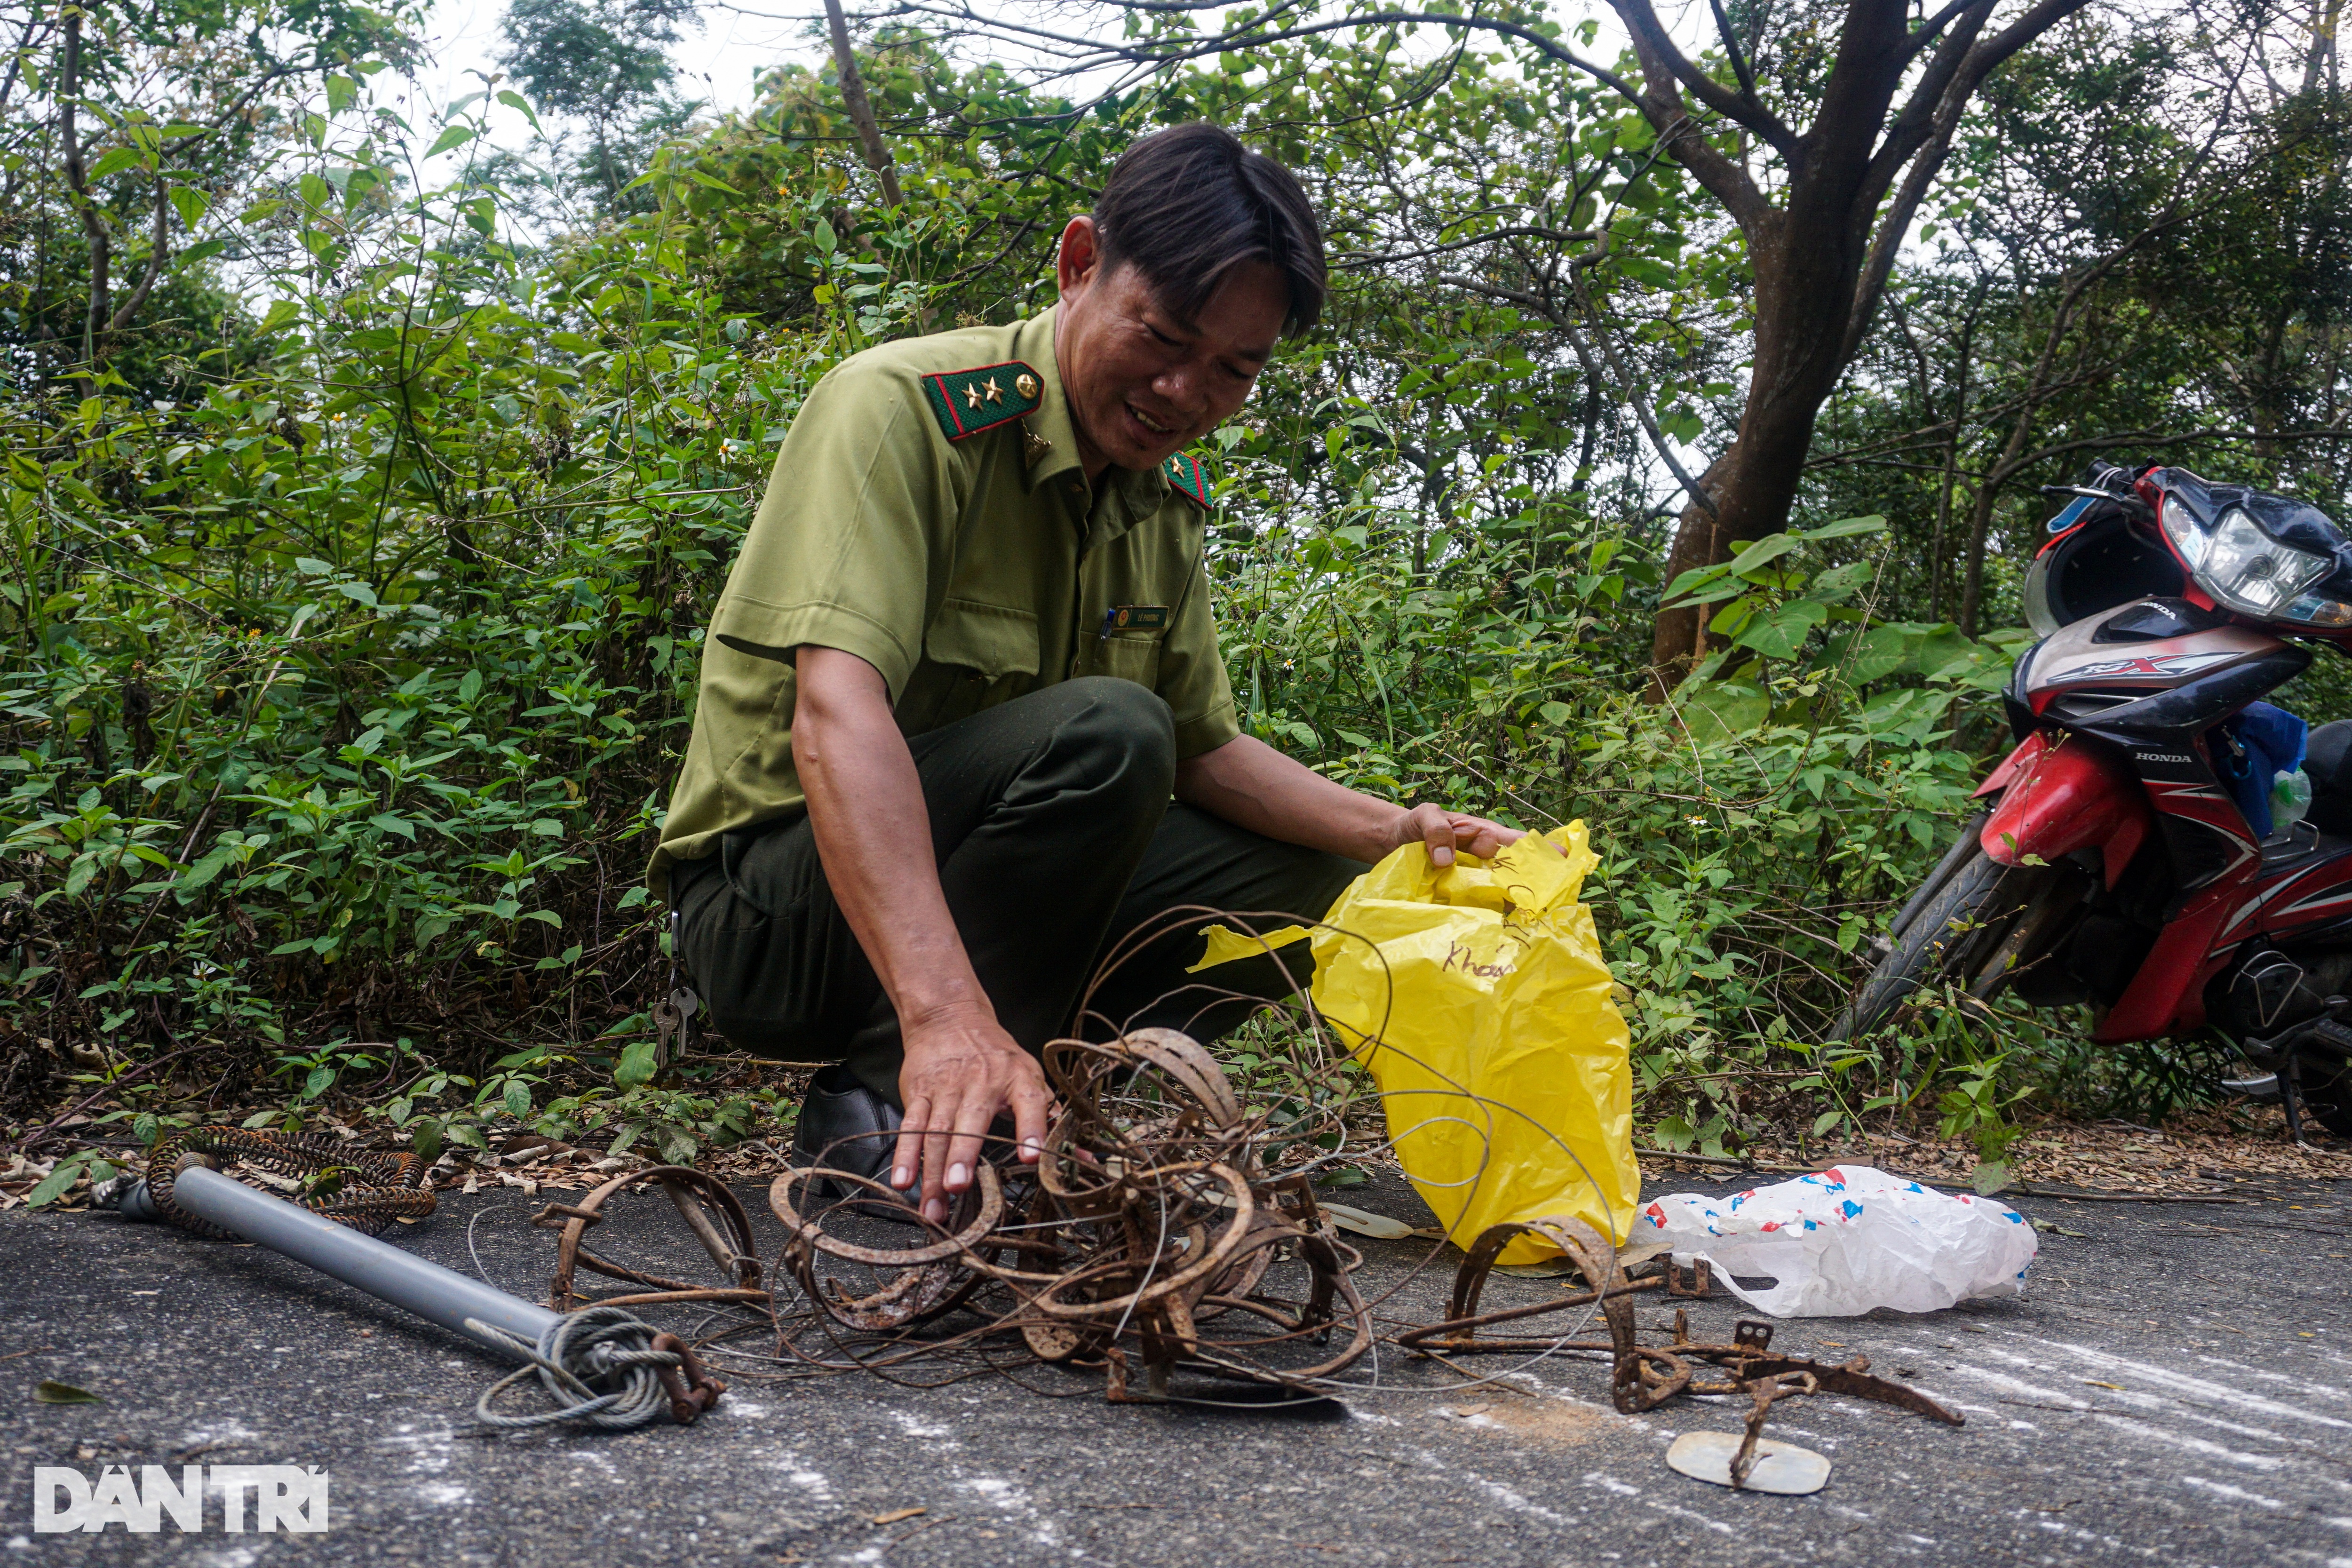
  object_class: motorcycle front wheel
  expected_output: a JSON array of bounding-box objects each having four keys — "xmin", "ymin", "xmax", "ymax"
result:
[{"xmin": 1831, "ymin": 846, "xmax": 2050, "ymax": 1041}]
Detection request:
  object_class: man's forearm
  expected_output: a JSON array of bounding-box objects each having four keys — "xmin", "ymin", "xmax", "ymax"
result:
[
  {"xmin": 793, "ymin": 648, "xmax": 991, "ymax": 1027},
  {"xmin": 1173, "ymin": 733, "xmax": 1406, "ymax": 863}
]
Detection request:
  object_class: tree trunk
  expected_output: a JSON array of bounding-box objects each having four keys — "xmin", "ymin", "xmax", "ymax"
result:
[
  {"xmin": 1646, "ymin": 215, "xmax": 1872, "ymax": 683},
  {"xmin": 1619, "ymin": 0, "xmax": 2099, "ymax": 689},
  {"xmin": 1958, "ymin": 481, "xmax": 2000, "ymax": 637}
]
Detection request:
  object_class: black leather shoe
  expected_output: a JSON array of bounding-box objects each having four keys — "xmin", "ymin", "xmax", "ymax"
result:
[{"xmin": 788, "ymin": 1066, "xmax": 912, "ymax": 1216}]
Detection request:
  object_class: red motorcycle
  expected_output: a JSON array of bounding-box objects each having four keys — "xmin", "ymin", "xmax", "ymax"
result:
[{"xmin": 1837, "ymin": 461, "xmax": 2352, "ymax": 1137}]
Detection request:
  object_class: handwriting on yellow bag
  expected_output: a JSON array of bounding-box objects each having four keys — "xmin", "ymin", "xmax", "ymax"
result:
[{"xmin": 1195, "ymin": 824, "xmax": 1637, "ymax": 1265}]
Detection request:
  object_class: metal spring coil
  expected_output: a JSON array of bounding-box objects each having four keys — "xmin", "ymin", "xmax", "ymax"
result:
[{"xmin": 143, "ymin": 1126, "xmax": 435, "ymax": 1238}]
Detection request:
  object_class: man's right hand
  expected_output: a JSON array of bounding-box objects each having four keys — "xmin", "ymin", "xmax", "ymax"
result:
[{"xmin": 890, "ymin": 1007, "xmax": 1049, "ymax": 1225}]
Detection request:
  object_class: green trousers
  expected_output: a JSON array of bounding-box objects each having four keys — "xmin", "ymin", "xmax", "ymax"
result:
[{"xmin": 669, "ymin": 678, "xmax": 1367, "ymax": 1106}]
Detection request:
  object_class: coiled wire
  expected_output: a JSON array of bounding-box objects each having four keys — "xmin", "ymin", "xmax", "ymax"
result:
[{"xmin": 468, "ymin": 1305, "xmax": 686, "ymax": 1433}]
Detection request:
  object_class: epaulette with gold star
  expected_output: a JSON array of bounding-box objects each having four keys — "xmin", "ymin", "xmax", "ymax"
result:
[
  {"xmin": 1163, "ymin": 450, "xmax": 1213, "ymax": 510},
  {"xmin": 920, "ymin": 361, "xmax": 1042, "ymax": 441}
]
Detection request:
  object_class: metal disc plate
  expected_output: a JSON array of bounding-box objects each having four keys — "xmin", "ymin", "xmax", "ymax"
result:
[{"xmin": 1666, "ymin": 1431, "xmax": 1832, "ymax": 1494}]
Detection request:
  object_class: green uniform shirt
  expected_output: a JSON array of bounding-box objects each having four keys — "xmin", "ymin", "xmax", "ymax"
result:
[{"xmin": 650, "ymin": 306, "xmax": 1242, "ymax": 897}]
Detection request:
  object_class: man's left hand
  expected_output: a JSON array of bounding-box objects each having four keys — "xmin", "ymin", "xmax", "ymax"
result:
[{"xmin": 1391, "ymin": 804, "xmax": 1555, "ymax": 868}]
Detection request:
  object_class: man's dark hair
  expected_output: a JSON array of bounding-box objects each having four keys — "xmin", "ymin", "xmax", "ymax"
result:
[{"xmin": 1091, "ymin": 122, "xmax": 1327, "ymax": 337}]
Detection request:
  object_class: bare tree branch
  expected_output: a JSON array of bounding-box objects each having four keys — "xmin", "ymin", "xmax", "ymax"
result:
[
  {"xmin": 1608, "ymin": 0, "xmax": 1799, "ymax": 160},
  {"xmin": 823, "ymin": 0, "xmax": 904, "ymax": 208}
]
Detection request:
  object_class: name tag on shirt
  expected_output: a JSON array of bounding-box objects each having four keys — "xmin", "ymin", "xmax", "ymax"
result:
[{"xmin": 1101, "ymin": 605, "xmax": 1169, "ymax": 637}]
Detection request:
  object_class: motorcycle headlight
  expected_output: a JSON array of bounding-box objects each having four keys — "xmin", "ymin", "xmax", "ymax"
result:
[{"xmin": 2167, "ymin": 502, "xmax": 2330, "ymax": 617}]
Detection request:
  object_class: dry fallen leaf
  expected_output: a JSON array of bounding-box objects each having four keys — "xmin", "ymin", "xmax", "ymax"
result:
[
  {"xmin": 1318, "ymin": 1202, "xmax": 1418, "ymax": 1240},
  {"xmin": 871, "ymin": 1507, "xmax": 926, "ymax": 1526}
]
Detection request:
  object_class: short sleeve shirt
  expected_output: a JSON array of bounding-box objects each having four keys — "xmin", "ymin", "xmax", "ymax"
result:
[{"xmin": 650, "ymin": 306, "xmax": 1241, "ymax": 897}]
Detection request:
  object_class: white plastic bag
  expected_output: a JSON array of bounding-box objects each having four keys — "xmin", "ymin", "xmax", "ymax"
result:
[{"xmin": 1633, "ymin": 1165, "xmax": 2038, "ymax": 1318}]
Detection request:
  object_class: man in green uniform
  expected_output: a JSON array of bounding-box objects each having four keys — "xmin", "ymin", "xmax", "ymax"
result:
[{"xmin": 656, "ymin": 123, "xmax": 1534, "ymax": 1226}]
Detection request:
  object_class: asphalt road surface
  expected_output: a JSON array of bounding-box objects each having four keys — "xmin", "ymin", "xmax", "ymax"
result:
[{"xmin": 3, "ymin": 1165, "xmax": 2347, "ymax": 1567}]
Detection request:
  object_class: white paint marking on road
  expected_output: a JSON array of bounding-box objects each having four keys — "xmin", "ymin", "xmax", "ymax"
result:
[
  {"xmin": 1471, "ymin": 1478, "xmax": 1571, "ymax": 1526},
  {"xmin": 1934, "ymin": 1341, "xmax": 2311, "ymax": 1447},
  {"xmin": 2012, "ymin": 1517, "xmax": 2165, "ymax": 1560},
  {"xmin": 2191, "ymin": 1353, "xmax": 2352, "ymax": 1403},
  {"xmin": 1903, "ymin": 1354, "xmax": 2090, "ymax": 1409},
  {"xmin": 1582, "ymin": 1472, "xmax": 1640, "ymax": 1497},
  {"xmin": 958, "ymin": 1472, "xmax": 1068, "ymax": 1552},
  {"xmin": 2181, "ymin": 1476, "xmax": 2286, "ymax": 1509},
  {"xmin": 375, "ymin": 1423, "xmax": 459, "ymax": 1477},
  {"xmin": 1641, "ymin": 1499, "xmax": 1740, "ymax": 1539},
  {"xmin": 2091, "ymin": 1414, "xmax": 2289, "ymax": 1471},
  {"xmin": 2015, "ymin": 1334, "xmax": 2352, "ymax": 1431}
]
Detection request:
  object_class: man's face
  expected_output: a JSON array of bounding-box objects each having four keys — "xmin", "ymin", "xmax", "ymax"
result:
[{"xmin": 1052, "ymin": 215, "xmax": 1286, "ymax": 478}]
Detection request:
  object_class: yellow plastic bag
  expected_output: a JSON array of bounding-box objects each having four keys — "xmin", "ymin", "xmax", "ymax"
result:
[{"xmin": 1194, "ymin": 824, "xmax": 1637, "ymax": 1264}]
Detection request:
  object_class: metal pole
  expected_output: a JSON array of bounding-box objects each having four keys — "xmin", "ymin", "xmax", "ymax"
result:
[{"xmin": 161, "ymin": 1165, "xmax": 558, "ymax": 1355}]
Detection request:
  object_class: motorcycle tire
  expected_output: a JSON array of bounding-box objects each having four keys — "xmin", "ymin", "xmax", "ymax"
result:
[{"xmin": 1831, "ymin": 846, "xmax": 2038, "ymax": 1041}]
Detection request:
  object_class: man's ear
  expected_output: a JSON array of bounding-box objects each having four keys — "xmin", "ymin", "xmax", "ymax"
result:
[{"xmin": 1056, "ymin": 215, "xmax": 1100, "ymax": 299}]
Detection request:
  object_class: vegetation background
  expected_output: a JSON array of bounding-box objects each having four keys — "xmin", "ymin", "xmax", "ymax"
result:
[{"xmin": 2, "ymin": 0, "xmax": 2345, "ymax": 1201}]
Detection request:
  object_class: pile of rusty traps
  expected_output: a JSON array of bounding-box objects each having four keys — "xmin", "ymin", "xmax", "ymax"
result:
[
  {"xmin": 514, "ymin": 1025, "xmax": 1964, "ymax": 1466},
  {"xmin": 538, "ymin": 1027, "xmax": 1371, "ymax": 1405}
]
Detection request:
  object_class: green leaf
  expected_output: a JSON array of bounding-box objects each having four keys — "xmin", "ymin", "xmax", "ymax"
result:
[
  {"xmin": 496, "ymin": 90, "xmax": 542, "ymax": 132},
  {"xmin": 686, "ymin": 169, "xmax": 743, "ymax": 196},
  {"xmin": 1799, "ymin": 515, "xmax": 1888, "ymax": 542},
  {"xmin": 613, "ymin": 1040, "xmax": 659, "ymax": 1090},
  {"xmin": 303, "ymin": 1065, "xmax": 335, "ymax": 1099},
  {"xmin": 89, "ymin": 147, "xmax": 146, "ymax": 181},
  {"xmin": 25, "ymin": 1161, "xmax": 87, "ymax": 1208},
  {"xmin": 812, "ymin": 217, "xmax": 837, "ymax": 255},
  {"xmin": 1673, "ymin": 681, "xmax": 1770, "ymax": 748},
  {"xmin": 168, "ymin": 185, "xmax": 211, "ymax": 230},
  {"xmin": 1735, "ymin": 600, "xmax": 1828, "ymax": 660},
  {"xmin": 1971, "ymin": 1158, "xmax": 2013, "ymax": 1196},
  {"xmin": 370, "ymin": 813, "xmax": 416, "ymax": 840},
  {"xmin": 502, "ymin": 1080, "xmax": 531, "ymax": 1117},
  {"xmin": 1661, "ymin": 564, "xmax": 1745, "ymax": 608},
  {"xmin": 425, "ymin": 124, "xmax": 475, "ymax": 159},
  {"xmin": 412, "ymin": 1120, "xmax": 444, "ymax": 1162},
  {"xmin": 1725, "ymin": 533, "xmax": 1801, "ymax": 577},
  {"xmin": 34, "ymin": 1381, "xmax": 102, "ymax": 1405},
  {"xmin": 259, "ymin": 300, "xmax": 302, "ymax": 334},
  {"xmin": 326, "ymin": 74, "xmax": 359, "ymax": 112}
]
